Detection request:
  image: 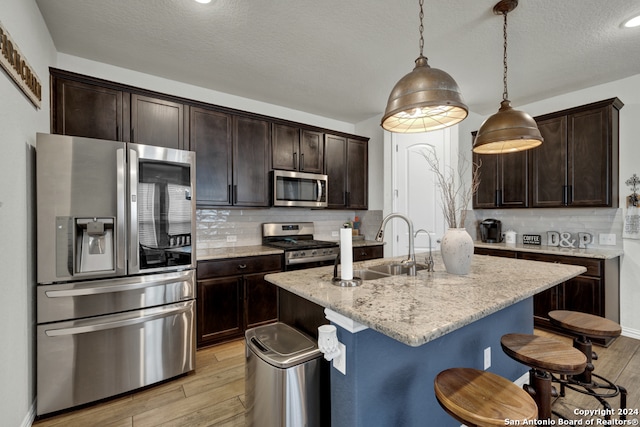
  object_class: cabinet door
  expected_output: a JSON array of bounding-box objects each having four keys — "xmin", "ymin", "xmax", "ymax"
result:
[
  {"xmin": 197, "ymin": 276, "xmax": 243, "ymax": 347},
  {"xmin": 189, "ymin": 107, "xmax": 233, "ymax": 206},
  {"xmin": 533, "ymin": 287, "xmax": 559, "ymax": 324},
  {"xmin": 530, "ymin": 116, "xmax": 568, "ymax": 207},
  {"xmin": 325, "ymin": 134, "xmax": 347, "ymax": 208},
  {"xmin": 300, "ymin": 130, "xmax": 324, "ymax": 173},
  {"xmin": 500, "ymin": 151, "xmax": 529, "ymax": 207},
  {"xmin": 245, "ymin": 272, "xmax": 279, "ymax": 330},
  {"xmin": 473, "ymin": 152, "xmax": 499, "ymax": 208},
  {"xmin": 272, "ymin": 123, "xmax": 299, "ymax": 171},
  {"xmin": 347, "ymin": 138, "xmax": 368, "ymax": 209},
  {"xmin": 568, "ymin": 106, "xmax": 612, "ymax": 207},
  {"xmin": 53, "ymin": 78, "xmax": 123, "ymax": 141},
  {"xmin": 233, "ymin": 116, "xmax": 271, "ymax": 206},
  {"xmin": 561, "ymin": 276, "xmax": 603, "ymax": 316},
  {"xmin": 130, "ymin": 94, "xmax": 185, "ymax": 149}
]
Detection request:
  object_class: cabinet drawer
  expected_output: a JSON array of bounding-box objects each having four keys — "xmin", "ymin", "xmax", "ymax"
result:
[
  {"xmin": 353, "ymin": 245, "xmax": 383, "ymax": 261},
  {"xmin": 197, "ymin": 254, "xmax": 283, "ymax": 279},
  {"xmin": 518, "ymin": 253, "xmax": 601, "ymax": 277},
  {"xmin": 474, "ymin": 247, "xmax": 518, "ymax": 258}
]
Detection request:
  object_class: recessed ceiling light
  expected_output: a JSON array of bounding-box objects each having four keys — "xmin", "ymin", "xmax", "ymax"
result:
[
  {"xmin": 194, "ymin": 0, "xmax": 211, "ymax": 4},
  {"xmin": 623, "ymin": 14, "xmax": 640, "ymax": 28}
]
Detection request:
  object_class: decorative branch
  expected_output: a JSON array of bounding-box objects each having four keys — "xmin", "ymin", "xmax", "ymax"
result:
[{"xmin": 419, "ymin": 148, "xmax": 481, "ymax": 229}]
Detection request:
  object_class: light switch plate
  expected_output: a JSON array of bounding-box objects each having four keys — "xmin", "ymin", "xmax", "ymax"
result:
[
  {"xmin": 484, "ymin": 347, "xmax": 491, "ymax": 370},
  {"xmin": 333, "ymin": 342, "xmax": 346, "ymax": 375}
]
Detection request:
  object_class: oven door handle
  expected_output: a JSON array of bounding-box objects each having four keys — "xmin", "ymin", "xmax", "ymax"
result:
[{"xmin": 43, "ymin": 301, "xmax": 193, "ymax": 337}]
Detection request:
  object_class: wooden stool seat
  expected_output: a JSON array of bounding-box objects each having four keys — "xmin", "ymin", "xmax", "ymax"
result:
[
  {"xmin": 434, "ymin": 368, "xmax": 538, "ymax": 427},
  {"xmin": 501, "ymin": 333, "xmax": 587, "ymax": 375},
  {"xmin": 549, "ymin": 310, "xmax": 621, "ymax": 338}
]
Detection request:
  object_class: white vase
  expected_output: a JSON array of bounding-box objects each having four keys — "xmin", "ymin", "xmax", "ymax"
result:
[{"xmin": 440, "ymin": 228, "xmax": 474, "ymax": 275}]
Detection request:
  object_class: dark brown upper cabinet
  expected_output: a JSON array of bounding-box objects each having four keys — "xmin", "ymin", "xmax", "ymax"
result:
[
  {"xmin": 325, "ymin": 135, "xmax": 368, "ymax": 209},
  {"xmin": 531, "ymin": 98, "xmax": 623, "ymax": 208},
  {"xmin": 189, "ymin": 106, "xmax": 233, "ymax": 206},
  {"xmin": 129, "ymin": 94, "xmax": 186, "ymax": 150},
  {"xmin": 473, "ymin": 131, "xmax": 529, "ymax": 209},
  {"xmin": 272, "ymin": 124, "xmax": 324, "ymax": 173},
  {"xmin": 52, "ymin": 77, "xmax": 124, "ymax": 141},
  {"xmin": 473, "ymin": 98, "xmax": 622, "ymax": 209},
  {"xmin": 189, "ymin": 108, "xmax": 270, "ymax": 207}
]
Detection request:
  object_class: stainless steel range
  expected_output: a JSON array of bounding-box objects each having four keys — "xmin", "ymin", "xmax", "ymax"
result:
[{"xmin": 262, "ymin": 222, "xmax": 338, "ymax": 270}]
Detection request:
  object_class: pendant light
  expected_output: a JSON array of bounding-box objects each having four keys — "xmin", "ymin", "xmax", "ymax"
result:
[
  {"xmin": 473, "ymin": 0, "xmax": 543, "ymax": 154},
  {"xmin": 381, "ymin": 0, "xmax": 468, "ymax": 133}
]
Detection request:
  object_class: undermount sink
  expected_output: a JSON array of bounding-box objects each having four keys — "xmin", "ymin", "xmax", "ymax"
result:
[
  {"xmin": 351, "ymin": 263, "xmax": 428, "ymax": 281},
  {"xmin": 353, "ymin": 269, "xmax": 390, "ymax": 281},
  {"xmin": 368, "ymin": 263, "xmax": 428, "ymax": 276}
]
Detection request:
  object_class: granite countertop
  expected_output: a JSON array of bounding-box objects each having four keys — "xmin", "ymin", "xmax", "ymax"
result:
[
  {"xmin": 474, "ymin": 241, "xmax": 623, "ymax": 259},
  {"xmin": 197, "ymin": 245, "xmax": 283, "ymax": 261},
  {"xmin": 265, "ymin": 253, "xmax": 585, "ymax": 347},
  {"xmin": 196, "ymin": 239, "xmax": 383, "ymax": 261}
]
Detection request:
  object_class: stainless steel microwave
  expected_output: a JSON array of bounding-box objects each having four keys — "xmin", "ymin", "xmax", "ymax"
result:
[{"xmin": 272, "ymin": 170, "xmax": 328, "ymax": 208}]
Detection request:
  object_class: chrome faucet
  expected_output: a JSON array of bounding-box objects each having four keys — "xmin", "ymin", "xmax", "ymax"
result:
[
  {"xmin": 414, "ymin": 229, "xmax": 435, "ymax": 272},
  {"xmin": 375, "ymin": 213, "xmax": 416, "ymax": 275}
]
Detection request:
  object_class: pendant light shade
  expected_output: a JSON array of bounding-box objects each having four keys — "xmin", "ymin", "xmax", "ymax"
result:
[
  {"xmin": 473, "ymin": 100, "xmax": 543, "ymax": 154},
  {"xmin": 472, "ymin": 0, "xmax": 543, "ymax": 154},
  {"xmin": 381, "ymin": 1, "xmax": 468, "ymax": 133}
]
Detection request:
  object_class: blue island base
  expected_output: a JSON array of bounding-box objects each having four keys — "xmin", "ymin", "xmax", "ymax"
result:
[{"xmin": 330, "ymin": 298, "xmax": 534, "ymax": 427}]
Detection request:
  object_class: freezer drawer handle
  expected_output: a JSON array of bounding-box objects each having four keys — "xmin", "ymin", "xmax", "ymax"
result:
[
  {"xmin": 45, "ymin": 272, "xmax": 193, "ymax": 298},
  {"xmin": 44, "ymin": 301, "xmax": 192, "ymax": 337}
]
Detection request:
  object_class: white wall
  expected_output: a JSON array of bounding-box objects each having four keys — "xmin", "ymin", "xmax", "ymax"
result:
[
  {"xmin": 0, "ymin": 1, "xmax": 57, "ymax": 426},
  {"xmin": 466, "ymin": 75, "xmax": 640, "ymax": 337}
]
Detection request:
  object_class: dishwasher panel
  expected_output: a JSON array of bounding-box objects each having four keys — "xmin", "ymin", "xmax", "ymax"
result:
[{"xmin": 36, "ymin": 300, "xmax": 195, "ymax": 416}]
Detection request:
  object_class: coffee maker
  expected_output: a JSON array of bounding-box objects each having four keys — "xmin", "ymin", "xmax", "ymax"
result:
[{"xmin": 480, "ymin": 219, "xmax": 502, "ymax": 243}]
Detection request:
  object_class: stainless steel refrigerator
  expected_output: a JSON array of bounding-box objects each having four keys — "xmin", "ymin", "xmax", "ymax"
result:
[{"xmin": 35, "ymin": 133, "xmax": 196, "ymax": 416}]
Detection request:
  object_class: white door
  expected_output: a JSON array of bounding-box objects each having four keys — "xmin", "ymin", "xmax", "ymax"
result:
[{"xmin": 391, "ymin": 129, "xmax": 454, "ymax": 258}]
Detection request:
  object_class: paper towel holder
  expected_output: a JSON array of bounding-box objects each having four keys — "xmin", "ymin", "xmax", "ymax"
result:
[
  {"xmin": 332, "ymin": 248, "xmax": 362, "ymax": 287},
  {"xmin": 332, "ymin": 277, "xmax": 362, "ymax": 287}
]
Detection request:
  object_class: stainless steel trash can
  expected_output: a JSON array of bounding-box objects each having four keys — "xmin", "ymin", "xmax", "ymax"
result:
[{"xmin": 245, "ymin": 322, "xmax": 322, "ymax": 427}]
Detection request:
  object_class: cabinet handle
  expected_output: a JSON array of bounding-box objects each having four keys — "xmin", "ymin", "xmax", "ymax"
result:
[
  {"xmin": 293, "ymin": 152, "xmax": 298, "ymax": 170},
  {"xmin": 567, "ymin": 185, "xmax": 573, "ymax": 205},
  {"xmin": 228, "ymin": 185, "xmax": 232, "ymax": 204},
  {"xmin": 495, "ymin": 189, "xmax": 503, "ymax": 207},
  {"xmin": 346, "ymin": 191, "xmax": 351, "ymax": 207},
  {"xmin": 562, "ymin": 185, "xmax": 568, "ymax": 206},
  {"xmin": 238, "ymin": 264, "xmax": 247, "ymax": 269},
  {"xmin": 301, "ymin": 153, "xmax": 304, "ymax": 170},
  {"xmin": 233, "ymin": 185, "xmax": 238, "ymax": 204}
]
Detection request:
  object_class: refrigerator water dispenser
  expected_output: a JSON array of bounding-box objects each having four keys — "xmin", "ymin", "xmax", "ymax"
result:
[{"xmin": 76, "ymin": 218, "xmax": 115, "ymax": 273}]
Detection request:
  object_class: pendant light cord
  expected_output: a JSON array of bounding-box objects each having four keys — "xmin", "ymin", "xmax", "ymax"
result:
[
  {"xmin": 418, "ymin": 0, "xmax": 424, "ymax": 57},
  {"xmin": 502, "ymin": 11, "xmax": 509, "ymax": 101}
]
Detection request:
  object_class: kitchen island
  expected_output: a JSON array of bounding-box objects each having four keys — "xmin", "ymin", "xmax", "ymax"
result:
[{"xmin": 265, "ymin": 253, "xmax": 586, "ymax": 427}]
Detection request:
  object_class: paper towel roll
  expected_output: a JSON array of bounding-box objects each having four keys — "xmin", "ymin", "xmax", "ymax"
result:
[{"xmin": 340, "ymin": 228, "xmax": 353, "ymax": 280}]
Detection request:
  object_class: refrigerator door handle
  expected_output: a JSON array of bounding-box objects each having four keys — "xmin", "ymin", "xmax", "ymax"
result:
[
  {"xmin": 43, "ymin": 301, "xmax": 193, "ymax": 337},
  {"xmin": 44, "ymin": 271, "xmax": 193, "ymax": 298},
  {"xmin": 129, "ymin": 148, "xmax": 139, "ymax": 272},
  {"xmin": 116, "ymin": 148, "xmax": 127, "ymax": 273}
]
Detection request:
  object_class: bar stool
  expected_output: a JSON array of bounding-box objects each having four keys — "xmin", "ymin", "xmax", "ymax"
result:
[
  {"xmin": 434, "ymin": 367, "xmax": 538, "ymax": 427},
  {"xmin": 501, "ymin": 333, "xmax": 587, "ymax": 420},
  {"xmin": 549, "ymin": 310, "xmax": 628, "ymax": 420}
]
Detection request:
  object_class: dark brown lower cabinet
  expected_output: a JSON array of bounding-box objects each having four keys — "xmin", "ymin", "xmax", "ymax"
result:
[
  {"xmin": 197, "ymin": 254, "xmax": 282, "ymax": 348},
  {"xmin": 474, "ymin": 247, "xmax": 619, "ymax": 345},
  {"xmin": 353, "ymin": 244, "xmax": 384, "ymax": 262}
]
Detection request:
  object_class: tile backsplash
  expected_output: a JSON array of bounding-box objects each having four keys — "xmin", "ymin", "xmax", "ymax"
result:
[
  {"xmin": 467, "ymin": 208, "xmax": 623, "ymax": 249},
  {"xmin": 196, "ymin": 208, "xmax": 383, "ymax": 249}
]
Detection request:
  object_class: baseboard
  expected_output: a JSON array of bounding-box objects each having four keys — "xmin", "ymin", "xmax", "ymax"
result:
[
  {"xmin": 21, "ymin": 400, "xmax": 36, "ymax": 427},
  {"xmin": 513, "ymin": 371, "xmax": 530, "ymax": 387},
  {"xmin": 621, "ymin": 326, "xmax": 640, "ymax": 340}
]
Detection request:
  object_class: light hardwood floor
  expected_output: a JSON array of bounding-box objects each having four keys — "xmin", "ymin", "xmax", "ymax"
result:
[{"xmin": 32, "ymin": 330, "xmax": 639, "ymax": 426}]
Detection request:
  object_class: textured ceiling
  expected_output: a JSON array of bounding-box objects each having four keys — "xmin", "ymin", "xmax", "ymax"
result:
[{"xmin": 36, "ymin": 0, "xmax": 640, "ymax": 123}]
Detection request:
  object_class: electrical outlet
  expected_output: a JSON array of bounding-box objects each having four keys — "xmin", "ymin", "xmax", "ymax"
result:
[
  {"xmin": 226, "ymin": 235, "xmax": 237, "ymax": 243},
  {"xmin": 333, "ymin": 342, "xmax": 347, "ymax": 375},
  {"xmin": 598, "ymin": 233, "xmax": 616, "ymax": 246},
  {"xmin": 332, "ymin": 231, "xmax": 339, "ymax": 237},
  {"xmin": 484, "ymin": 347, "xmax": 491, "ymax": 370}
]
